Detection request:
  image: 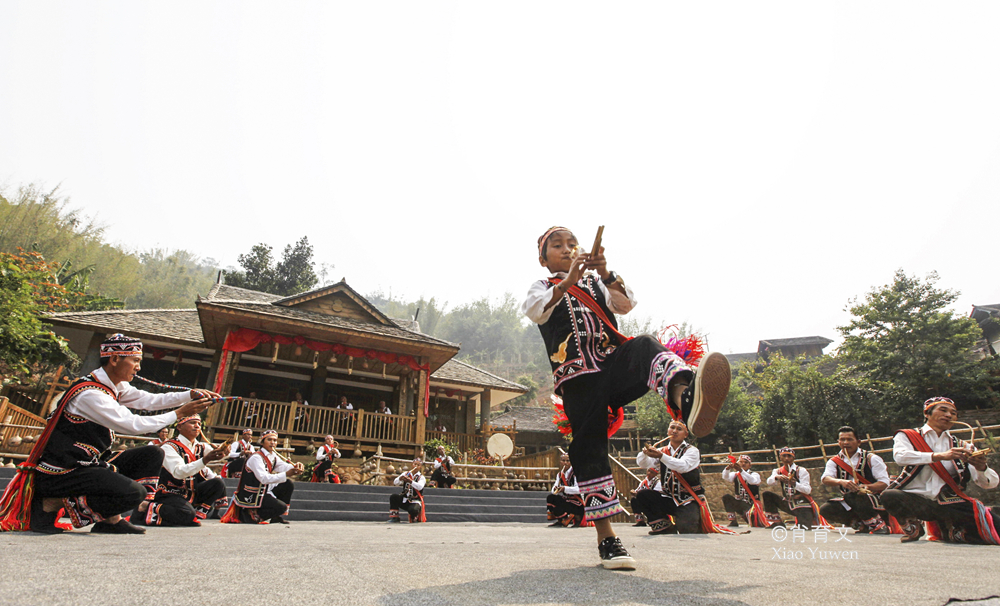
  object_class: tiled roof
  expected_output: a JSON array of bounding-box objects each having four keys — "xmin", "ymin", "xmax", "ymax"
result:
[
  {"xmin": 489, "ymin": 406, "xmax": 558, "ymax": 433},
  {"xmin": 759, "ymin": 336, "xmax": 833, "ymax": 348},
  {"xmin": 726, "ymin": 352, "xmax": 759, "ymax": 366},
  {"xmin": 431, "ymin": 359, "xmax": 529, "ymax": 393},
  {"xmin": 199, "ymin": 300, "xmax": 458, "ymax": 349},
  {"xmin": 204, "ymin": 283, "xmax": 283, "ymax": 304},
  {"xmin": 46, "ymin": 309, "xmax": 205, "ymax": 344}
]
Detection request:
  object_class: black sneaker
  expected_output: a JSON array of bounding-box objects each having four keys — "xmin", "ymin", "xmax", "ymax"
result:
[
  {"xmin": 632, "ymin": 520, "xmax": 647, "ymax": 527},
  {"xmin": 387, "ymin": 517, "xmax": 401, "ymax": 523},
  {"xmin": 598, "ymin": 536, "xmax": 636, "ymax": 570},
  {"xmin": 727, "ymin": 520, "xmax": 740, "ymax": 528},
  {"xmin": 685, "ymin": 352, "xmax": 731, "ymax": 438},
  {"xmin": 28, "ymin": 500, "xmax": 64, "ymax": 534},
  {"xmin": 900, "ymin": 519, "xmax": 924, "ymax": 543},
  {"xmin": 549, "ymin": 519, "xmax": 565, "ymax": 527},
  {"xmin": 270, "ymin": 516, "xmax": 289, "ymax": 525},
  {"xmin": 91, "ymin": 519, "xmax": 146, "ymax": 534}
]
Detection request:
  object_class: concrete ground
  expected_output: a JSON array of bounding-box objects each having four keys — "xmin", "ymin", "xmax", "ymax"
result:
[{"xmin": 1, "ymin": 522, "xmax": 998, "ymax": 606}]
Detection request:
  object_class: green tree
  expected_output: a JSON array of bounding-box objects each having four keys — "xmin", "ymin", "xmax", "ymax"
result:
[
  {"xmin": 130, "ymin": 249, "xmax": 219, "ymax": 309},
  {"xmin": 0, "ymin": 251, "xmax": 78, "ymax": 376},
  {"xmin": 224, "ymin": 237, "xmax": 319, "ymax": 296},
  {"xmin": 838, "ymin": 270, "xmax": 1000, "ymax": 426}
]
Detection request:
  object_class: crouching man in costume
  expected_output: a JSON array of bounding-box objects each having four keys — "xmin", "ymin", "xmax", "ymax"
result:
[
  {"xmin": 632, "ymin": 421, "xmax": 705, "ymax": 535},
  {"xmin": 430, "ymin": 445, "xmax": 457, "ymax": 489},
  {"xmin": 134, "ymin": 415, "xmax": 228, "ymax": 527},
  {"xmin": 221, "ymin": 430, "xmax": 304, "ymax": 525},
  {"xmin": 820, "ymin": 426, "xmax": 891, "ymax": 534},
  {"xmin": 722, "ymin": 455, "xmax": 766, "ymax": 528},
  {"xmin": 882, "ymin": 397, "xmax": 1000, "ymax": 544},
  {"xmin": 0, "ymin": 334, "xmax": 217, "ymax": 534},
  {"xmin": 547, "ymin": 452, "xmax": 585, "ymax": 527},
  {"xmin": 310, "ymin": 436, "xmax": 341, "ymax": 483},
  {"xmin": 224, "ymin": 429, "xmax": 255, "ymax": 478},
  {"xmin": 522, "ymin": 226, "xmax": 731, "ymax": 569},
  {"xmin": 763, "ymin": 447, "xmax": 818, "ymax": 529},
  {"xmin": 629, "ymin": 465, "xmax": 661, "ymax": 527},
  {"xmin": 388, "ymin": 456, "xmax": 426, "ymax": 523}
]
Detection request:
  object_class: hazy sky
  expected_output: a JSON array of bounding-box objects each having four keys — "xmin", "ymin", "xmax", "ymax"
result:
[{"xmin": 2, "ymin": 2, "xmax": 998, "ymax": 355}]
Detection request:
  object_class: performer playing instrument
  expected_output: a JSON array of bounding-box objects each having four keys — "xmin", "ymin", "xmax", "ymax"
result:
[
  {"xmin": 522, "ymin": 226, "xmax": 731, "ymax": 569},
  {"xmin": 629, "ymin": 465, "xmax": 661, "ymax": 527},
  {"xmin": 546, "ymin": 453, "xmax": 584, "ymax": 527},
  {"xmin": 632, "ymin": 421, "xmax": 705, "ymax": 535},
  {"xmin": 224, "ymin": 429, "xmax": 256, "ymax": 478},
  {"xmin": 150, "ymin": 427, "xmax": 171, "ymax": 446},
  {"xmin": 763, "ymin": 447, "xmax": 818, "ymax": 529},
  {"xmin": 311, "ymin": 436, "xmax": 341, "ymax": 483},
  {"xmin": 881, "ymin": 397, "xmax": 1000, "ymax": 544},
  {"xmin": 722, "ymin": 454, "xmax": 766, "ymax": 528},
  {"xmin": 819, "ymin": 426, "xmax": 891, "ymax": 534},
  {"xmin": 430, "ymin": 445, "xmax": 457, "ymax": 489},
  {"xmin": 135, "ymin": 415, "xmax": 228, "ymax": 526},
  {"xmin": 388, "ymin": 457, "xmax": 427, "ymax": 523},
  {"xmin": 220, "ymin": 430, "xmax": 304, "ymax": 525},
  {"xmin": 0, "ymin": 334, "xmax": 218, "ymax": 534}
]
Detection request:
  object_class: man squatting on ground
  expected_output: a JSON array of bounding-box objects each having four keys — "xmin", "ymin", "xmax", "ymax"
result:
[
  {"xmin": 389, "ymin": 456, "xmax": 427, "ymax": 523},
  {"xmin": 224, "ymin": 429, "xmax": 256, "ymax": 478},
  {"xmin": 522, "ymin": 226, "xmax": 731, "ymax": 569},
  {"xmin": 222, "ymin": 429, "xmax": 304, "ymax": 524},
  {"xmin": 311, "ymin": 435, "xmax": 341, "ymax": 483},
  {"xmin": 763, "ymin": 447, "xmax": 817, "ymax": 529},
  {"xmin": 633, "ymin": 420, "xmax": 705, "ymax": 535},
  {"xmin": 2, "ymin": 334, "xmax": 217, "ymax": 534},
  {"xmin": 882, "ymin": 397, "xmax": 1000, "ymax": 544},
  {"xmin": 135, "ymin": 415, "xmax": 228, "ymax": 527},
  {"xmin": 547, "ymin": 452, "xmax": 584, "ymax": 527},
  {"xmin": 819, "ymin": 425, "xmax": 890, "ymax": 534},
  {"xmin": 721, "ymin": 454, "xmax": 765, "ymax": 528},
  {"xmin": 431, "ymin": 445, "xmax": 457, "ymax": 489},
  {"xmin": 629, "ymin": 466, "xmax": 661, "ymax": 527}
]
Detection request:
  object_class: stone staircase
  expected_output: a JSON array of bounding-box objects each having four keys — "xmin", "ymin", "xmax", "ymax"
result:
[{"xmin": 0, "ymin": 468, "xmax": 549, "ymax": 523}]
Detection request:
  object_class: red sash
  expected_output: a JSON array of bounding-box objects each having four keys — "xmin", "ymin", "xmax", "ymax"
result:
[
  {"xmin": 548, "ymin": 278, "xmax": 631, "ymax": 346},
  {"xmin": 831, "ymin": 455, "xmax": 873, "ymax": 485},
  {"xmin": 672, "ymin": 470, "xmax": 736, "ymax": 535},
  {"xmin": 726, "ymin": 458, "xmax": 768, "ymax": 527},
  {"xmin": 898, "ymin": 428, "xmax": 1000, "ymax": 545},
  {"xmin": 779, "ymin": 465, "xmax": 832, "ymax": 529}
]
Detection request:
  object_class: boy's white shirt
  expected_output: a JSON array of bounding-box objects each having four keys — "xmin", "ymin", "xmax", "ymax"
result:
[{"xmin": 521, "ymin": 271, "xmax": 637, "ymax": 325}]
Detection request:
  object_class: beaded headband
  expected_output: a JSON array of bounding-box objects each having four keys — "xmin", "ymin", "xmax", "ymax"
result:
[
  {"xmin": 100, "ymin": 333, "xmax": 143, "ymax": 358},
  {"xmin": 779, "ymin": 447, "xmax": 794, "ymax": 455},
  {"xmin": 177, "ymin": 415, "xmax": 202, "ymax": 425},
  {"xmin": 260, "ymin": 430, "xmax": 278, "ymax": 440},
  {"xmin": 537, "ymin": 226, "xmax": 573, "ymax": 257},
  {"xmin": 923, "ymin": 396, "xmax": 956, "ymax": 415}
]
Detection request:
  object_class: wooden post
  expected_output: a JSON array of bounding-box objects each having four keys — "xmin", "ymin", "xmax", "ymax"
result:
[
  {"xmin": 772, "ymin": 444, "xmax": 779, "ymax": 465},
  {"xmin": 414, "ymin": 365, "xmax": 428, "ymax": 445},
  {"xmin": 397, "ymin": 375, "xmax": 408, "ymax": 416},
  {"xmin": 865, "ymin": 433, "xmax": 876, "ymax": 452},
  {"xmin": 819, "ymin": 439, "xmax": 828, "ymax": 462},
  {"xmin": 287, "ymin": 401, "xmax": 298, "ymax": 433},
  {"xmin": 356, "ymin": 409, "xmax": 365, "ymax": 439},
  {"xmin": 480, "ymin": 390, "xmax": 492, "ymax": 449}
]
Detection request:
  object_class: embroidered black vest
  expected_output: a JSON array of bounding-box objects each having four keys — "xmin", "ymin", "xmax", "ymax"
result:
[
  {"xmin": 889, "ymin": 430, "xmax": 971, "ymax": 503},
  {"xmin": 402, "ymin": 472, "xmax": 424, "ymax": 503},
  {"xmin": 233, "ymin": 451, "xmax": 276, "ymax": 509},
  {"xmin": 156, "ymin": 439, "xmax": 210, "ymax": 503},
  {"xmin": 832, "ymin": 450, "xmax": 877, "ymax": 494},
  {"xmin": 436, "ymin": 456, "xmax": 452, "ymax": 473},
  {"xmin": 733, "ymin": 472, "xmax": 760, "ymax": 502},
  {"xmin": 37, "ymin": 374, "xmax": 118, "ymax": 475},
  {"xmin": 536, "ymin": 275, "xmax": 620, "ymax": 392},
  {"xmin": 659, "ymin": 442, "xmax": 703, "ymax": 506},
  {"xmin": 779, "ymin": 464, "xmax": 811, "ymax": 507}
]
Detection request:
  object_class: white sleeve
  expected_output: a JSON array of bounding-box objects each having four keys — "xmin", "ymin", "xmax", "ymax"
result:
[
  {"xmin": 316, "ymin": 448, "xmax": 326, "ymax": 461},
  {"xmin": 795, "ymin": 467, "xmax": 812, "ymax": 494},
  {"xmin": 894, "ymin": 432, "xmax": 934, "ymax": 466},
  {"xmin": 246, "ymin": 455, "xmax": 287, "ymax": 485},
  {"xmin": 411, "ymin": 473, "xmax": 426, "ymax": 491},
  {"xmin": 394, "ymin": 473, "xmax": 405, "ymax": 486},
  {"xmin": 333, "ymin": 448, "xmax": 341, "ymax": 459},
  {"xmin": 434, "ymin": 459, "xmax": 443, "ymax": 469},
  {"xmin": 521, "ymin": 280, "xmax": 560, "ymax": 325},
  {"xmin": 971, "ymin": 465, "xmax": 1000, "ymax": 490},
  {"xmin": 228, "ymin": 442, "xmax": 242, "ymax": 459},
  {"xmin": 563, "ymin": 478, "xmax": 580, "ymax": 495},
  {"xmin": 820, "ymin": 459, "xmax": 838, "ymax": 481},
  {"xmin": 869, "ymin": 454, "xmax": 891, "ymax": 485},
  {"xmin": 595, "ymin": 277, "xmax": 637, "ymax": 315},
  {"xmin": 68, "ymin": 388, "xmax": 177, "ymax": 434},
  {"xmin": 116, "ymin": 382, "xmax": 192, "ymax": 411},
  {"xmin": 659, "ymin": 446, "xmax": 699, "ymax": 474},
  {"xmin": 767, "ymin": 469, "xmax": 780, "ymax": 486},
  {"xmin": 160, "ymin": 444, "xmax": 207, "ymax": 480},
  {"xmin": 636, "ymin": 452, "xmax": 657, "ymax": 469},
  {"xmin": 721, "ymin": 468, "xmax": 734, "ymax": 482},
  {"xmin": 743, "ymin": 471, "xmax": 761, "ymax": 485}
]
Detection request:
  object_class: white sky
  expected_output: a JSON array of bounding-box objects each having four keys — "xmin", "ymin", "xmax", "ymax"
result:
[{"xmin": 2, "ymin": 2, "xmax": 998, "ymax": 355}]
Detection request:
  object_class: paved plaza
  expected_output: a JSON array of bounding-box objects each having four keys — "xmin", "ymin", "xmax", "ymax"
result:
[{"xmin": 1, "ymin": 521, "xmax": 998, "ymax": 606}]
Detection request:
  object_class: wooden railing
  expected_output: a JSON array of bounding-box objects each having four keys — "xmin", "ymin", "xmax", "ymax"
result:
[
  {"xmin": 0, "ymin": 386, "xmax": 49, "ymax": 418},
  {"xmin": 425, "ymin": 430, "xmax": 479, "ymax": 453},
  {"xmin": 0, "ymin": 398, "xmax": 46, "ymax": 459},
  {"xmin": 212, "ymin": 398, "xmax": 416, "ymax": 444}
]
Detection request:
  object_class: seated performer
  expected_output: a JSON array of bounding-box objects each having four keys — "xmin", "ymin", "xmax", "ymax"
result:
[
  {"xmin": 722, "ymin": 455, "xmax": 766, "ymax": 528},
  {"xmin": 820, "ymin": 426, "xmax": 890, "ymax": 534},
  {"xmin": 221, "ymin": 430, "xmax": 304, "ymax": 525},
  {"xmin": 135, "ymin": 415, "xmax": 228, "ymax": 527},
  {"xmin": 311, "ymin": 436, "xmax": 341, "ymax": 483},
  {"xmin": 763, "ymin": 447, "xmax": 817, "ymax": 529},
  {"xmin": 629, "ymin": 465, "xmax": 661, "ymax": 527},
  {"xmin": 633, "ymin": 420, "xmax": 704, "ymax": 535},
  {"xmin": 224, "ymin": 429, "xmax": 255, "ymax": 478},
  {"xmin": 150, "ymin": 427, "xmax": 171, "ymax": 446},
  {"xmin": 881, "ymin": 397, "xmax": 1000, "ymax": 544},
  {"xmin": 431, "ymin": 445, "xmax": 457, "ymax": 489},
  {"xmin": 388, "ymin": 456, "xmax": 427, "ymax": 523},
  {"xmin": 547, "ymin": 452, "xmax": 585, "ymax": 527},
  {"xmin": 0, "ymin": 334, "xmax": 216, "ymax": 534}
]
